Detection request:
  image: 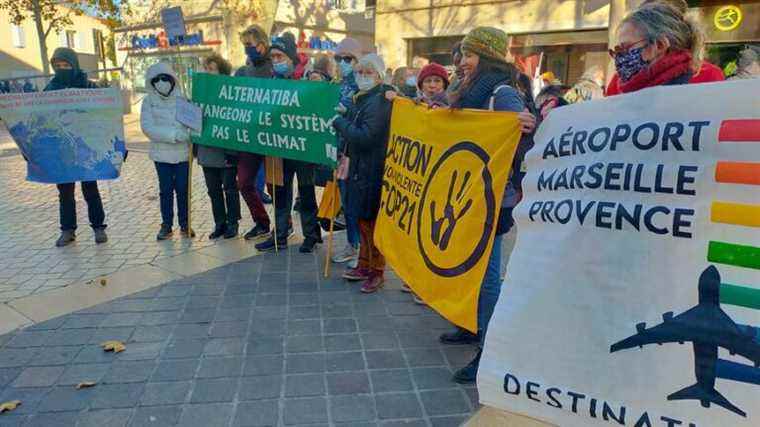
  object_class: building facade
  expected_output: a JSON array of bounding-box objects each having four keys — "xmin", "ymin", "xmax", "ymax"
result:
[
  {"xmin": 0, "ymin": 9, "xmax": 113, "ymax": 80},
  {"xmin": 375, "ymin": 0, "xmax": 759, "ymax": 86}
]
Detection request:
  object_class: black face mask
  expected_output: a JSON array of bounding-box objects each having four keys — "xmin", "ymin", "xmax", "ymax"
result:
[{"xmin": 54, "ymin": 68, "xmax": 77, "ymax": 86}]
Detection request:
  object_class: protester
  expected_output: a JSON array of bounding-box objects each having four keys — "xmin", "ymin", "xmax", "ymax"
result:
[
  {"xmin": 392, "ymin": 67, "xmax": 419, "ymax": 98},
  {"xmin": 141, "ymin": 62, "xmax": 192, "ymax": 240},
  {"xmin": 606, "ymin": 0, "xmax": 721, "ymax": 95},
  {"xmin": 306, "ymin": 53, "xmax": 334, "ymax": 82},
  {"xmin": 438, "ymin": 26, "xmax": 538, "ymax": 384},
  {"xmin": 235, "ymin": 25, "xmax": 273, "ymax": 241},
  {"xmin": 22, "ymin": 79, "xmax": 35, "ymax": 93},
  {"xmin": 610, "ymin": 3, "xmax": 706, "ymax": 94},
  {"xmin": 416, "ymin": 62, "xmax": 450, "ymax": 107},
  {"xmin": 43, "ymin": 47, "xmax": 108, "ymax": 247},
  {"xmin": 332, "ymin": 37, "xmax": 363, "ymax": 267},
  {"xmin": 333, "ymin": 53, "xmax": 393, "ymax": 293},
  {"xmin": 447, "ymin": 42, "xmax": 466, "ymax": 97},
  {"xmin": 535, "ymin": 84, "xmax": 569, "ymax": 120},
  {"xmin": 198, "ymin": 54, "xmax": 241, "ymax": 240},
  {"xmin": 729, "ymin": 47, "xmax": 760, "ymax": 80},
  {"xmin": 254, "ymin": 34, "xmax": 322, "ymax": 253},
  {"xmin": 563, "ymin": 66, "xmax": 605, "ymax": 102}
]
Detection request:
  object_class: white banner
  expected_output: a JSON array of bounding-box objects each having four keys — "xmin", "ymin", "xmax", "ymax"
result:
[{"xmin": 479, "ymin": 79, "xmax": 760, "ymax": 427}]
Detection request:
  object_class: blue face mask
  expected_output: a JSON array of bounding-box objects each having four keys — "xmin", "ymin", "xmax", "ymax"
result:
[
  {"xmin": 356, "ymin": 76, "xmax": 377, "ymax": 92},
  {"xmin": 272, "ymin": 61, "xmax": 292, "ymax": 77},
  {"xmin": 245, "ymin": 45, "xmax": 262, "ymax": 63},
  {"xmin": 614, "ymin": 46, "xmax": 649, "ymax": 83},
  {"xmin": 339, "ymin": 62, "xmax": 353, "ymax": 78},
  {"xmin": 405, "ymin": 76, "xmax": 418, "ymax": 87}
]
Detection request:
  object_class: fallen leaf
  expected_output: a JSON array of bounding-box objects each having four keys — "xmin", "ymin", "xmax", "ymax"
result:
[
  {"xmin": 99, "ymin": 279, "xmax": 107, "ymax": 286},
  {"xmin": 0, "ymin": 400, "xmax": 21, "ymax": 413},
  {"xmin": 76, "ymin": 381, "xmax": 97, "ymax": 389},
  {"xmin": 101, "ymin": 340, "xmax": 126, "ymax": 353}
]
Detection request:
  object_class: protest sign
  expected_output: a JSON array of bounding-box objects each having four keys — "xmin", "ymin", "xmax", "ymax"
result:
[
  {"xmin": 374, "ymin": 98, "xmax": 522, "ymax": 332},
  {"xmin": 191, "ymin": 73, "xmax": 341, "ymax": 167},
  {"xmin": 160, "ymin": 6, "xmax": 186, "ymax": 39},
  {"xmin": 478, "ymin": 80, "xmax": 760, "ymax": 427},
  {"xmin": 0, "ymin": 88, "xmax": 126, "ymax": 184},
  {"xmin": 176, "ymin": 97, "xmax": 203, "ymax": 132}
]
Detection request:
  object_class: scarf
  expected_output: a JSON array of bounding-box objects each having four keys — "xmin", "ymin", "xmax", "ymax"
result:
[
  {"xmin": 453, "ymin": 70, "xmax": 510, "ymax": 109},
  {"xmin": 620, "ymin": 51, "xmax": 693, "ymax": 94}
]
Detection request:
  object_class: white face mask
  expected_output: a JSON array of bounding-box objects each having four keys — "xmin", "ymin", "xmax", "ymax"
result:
[
  {"xmin": 356, "ymin": 76, "xmax": 377, "ymax": 92},
  {"xmin": 153, "ymin": 80, "xmax": 173, "ymax": 96}
]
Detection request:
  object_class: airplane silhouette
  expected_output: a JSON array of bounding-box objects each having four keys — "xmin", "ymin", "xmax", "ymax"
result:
[{"xmin": 610, "ymin": 265, "xmax": 760, "ymax": 417}]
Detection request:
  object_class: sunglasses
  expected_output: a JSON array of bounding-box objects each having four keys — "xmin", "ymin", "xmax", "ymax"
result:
[
  {"xmin": 608, "ymin": 38, "xmax": 649, "ymax": 57},
  {"xmin": 334, "ymin": 56, "xmax": 355, "ymax": 64},
  {"xmin": 151, "ymin": 74, "xmax": 173, "ymax": 83}
]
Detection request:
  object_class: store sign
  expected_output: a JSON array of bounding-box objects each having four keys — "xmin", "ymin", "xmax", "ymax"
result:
[
  {"xmin": 128, "ymin": 31, "xmax": 208, "ymax": 50},
  {"xmin": 714, "ymin": 5, "xmax": 743, "ymax": 31}
]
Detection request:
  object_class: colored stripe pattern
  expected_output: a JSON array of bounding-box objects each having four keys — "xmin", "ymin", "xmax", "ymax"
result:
[
  {"xmin": 718, "ymin": 119, "xmax": 760, "ymax": 142},
  {"xmin": 716, "ymin": 161, "xmax": 760, "ymax": 186},
  {"xmin": 711, "ymin": 201, "xmax": 760, "ymax": 228},
  {"xmin": 720, "ymin": 283, "xmax": 760, "ymax": 310},
  {"xmin": 707, "ymin": 241, "xmax": 760, "ymax": 270}
]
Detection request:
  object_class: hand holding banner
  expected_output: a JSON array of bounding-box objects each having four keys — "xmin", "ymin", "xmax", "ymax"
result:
[{"xmin": 374, "ymin": 98, "xmax": 522, "ymax": 332}]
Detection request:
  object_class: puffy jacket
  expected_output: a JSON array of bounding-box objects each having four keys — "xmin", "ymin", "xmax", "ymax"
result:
[
  {"xmin": 141, "ymin": 62, "xmax": 189, "ymax": 164},
  {"xmin": 333, "ymin": 83, "xmax": 393, "ymax": 220}
]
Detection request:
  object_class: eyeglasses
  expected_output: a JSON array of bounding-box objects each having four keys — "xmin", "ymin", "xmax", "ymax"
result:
[
  {"xmin": 608, "ymin": 39, "xmax": 649, "ymax": 57},
  {"xmin": 334, "ymin": 56, "xmax": 355, "ymax": 64}
]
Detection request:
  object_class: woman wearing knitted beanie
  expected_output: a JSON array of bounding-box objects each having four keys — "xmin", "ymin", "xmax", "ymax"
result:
[{"xmin": 439, "ymin": 26, "xmax": 538, "ymax": 385}]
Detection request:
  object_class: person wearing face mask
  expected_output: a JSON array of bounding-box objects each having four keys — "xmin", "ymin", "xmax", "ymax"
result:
[
  {"xmin": 332, "ymin": 54, "xmax": 393, "ymax": 294},
  {"xmin": 233, "ymin": 25, "xmax": 274, "ymax": 242},
  {"xmin": 254, "ymin": 34, "xmax": 322, "ymax": 254},
  {"xmin": 608, "ymin": 3, "xmax": 707, "ymax": 94},
  {"xmin": 140, "ymin": 62, "xmax": 192, "ymax": 240},
  {"xmin": 197, "ymin": 54, "xmax": 241, "ymax": 240},
  {"xmin": 43, "ymin": 47, "xmax": 109, "ymax": 247},
  {"xmin": 332, "ymin": 37, "xmax": 362, "ymax": 268},
  {"xmin": 606, "ymin": 0, "xmax": 722, "ymax": 95}
]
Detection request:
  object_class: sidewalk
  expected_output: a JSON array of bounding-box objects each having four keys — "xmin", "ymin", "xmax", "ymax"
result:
[{"xmin": 0, "ymin": 247, "xmax": 478, "ymax": 426}]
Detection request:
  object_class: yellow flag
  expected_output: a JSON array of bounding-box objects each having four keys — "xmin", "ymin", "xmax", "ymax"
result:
[
  {"xmin": 318, "ymin": 180, "xmax": 342, "ymax": 219},
  {"xmin": 374, "ymin": 98, "xmax": 522, "ymax": 332}
]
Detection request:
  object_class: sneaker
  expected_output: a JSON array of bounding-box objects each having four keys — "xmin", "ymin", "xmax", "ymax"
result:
[
  {"xmin": 347, "ymin": 256, "xmax": 359, "ymax": 269},
  {"xmin": 342, "ymin": 267, "xmax": 370, "ymax": 281},
  {"xmin": 94, "ymin": 227, "xmax": 108, "ymax": 244},
  {"xmin": 224, "ymin": 222, "xmax": 239, "ymax": 239},
  {"xmin": 244, "ymin": 224, "xmax": 269, "ymax": 241},
  {"xmin": 255, "ymin": 237, "xmax": 287, "ymax": 252},
  {"xmin": 180, "ymin": 227, "xmax": 196, "ymax": 238},
  {"xmin": 156, "ymin": 225, "xmax": 172, "ymax": 241},
  {"xmin": 299, "ymin": 237, "xmax": 323, "ymax": 253},
  {"xmin": 413, "ymin": 294, "xmax": 426, "ymax": 305},
  {"xmin": 452, "ymin": 350, "xmax": 481, "ymax": 385},
  {"xmin": 401, "ymin": 283, "xmax": 412, "ymax": 293},
  {"xmin": 332, "ymin": 244, "xmax": 357, "ymax": 264},
  {"xmin": 261, "ymin": 192, "xmax": 272, "ymax": 204},
  {"xmin": 209, "ymin": 224, "xmax": 226, "ymax": 240},
  {"xmin": 56, "ymin": 230, "xmax": 76, "ymax": 247},
  {"xmin": 360, "ymin": 273, "xmax": 385, "ymax": 293},
  {"xmin": 439, "ymin": 328, "xmax": 480, "ymax": 345}
]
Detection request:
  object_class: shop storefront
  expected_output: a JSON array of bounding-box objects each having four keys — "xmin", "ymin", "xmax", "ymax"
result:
[{"xmin": 693, "ymin": 1, "xmax": 759, "ymax": 77}]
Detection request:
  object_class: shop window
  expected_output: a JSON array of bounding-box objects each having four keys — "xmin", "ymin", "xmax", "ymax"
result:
[
  {"xmin": 11, "ymin": 25, "xmax": 25, "ymax": 48},
  {"xmin": 408, "ymin": 35, "xmax": 464, "ymax": 66}
]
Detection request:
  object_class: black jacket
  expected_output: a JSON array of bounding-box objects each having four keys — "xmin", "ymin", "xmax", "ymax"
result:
[
  {"xmin": 44, "ymin": 47, "xmax": 99, "ymax": 91},
  {"xmin": 333, "ymin": 84, "xmax": 393, "ymax": 220}
]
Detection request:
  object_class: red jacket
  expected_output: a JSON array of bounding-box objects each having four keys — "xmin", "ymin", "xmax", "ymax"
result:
[{"xmin": 606, "ymin": 60, "xmax": 724, "ymax": 96}]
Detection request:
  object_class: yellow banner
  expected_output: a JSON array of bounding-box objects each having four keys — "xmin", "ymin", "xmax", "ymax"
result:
[{"xmin": 374, "ymin": 98, "xmax": 522, "ymax": 332}]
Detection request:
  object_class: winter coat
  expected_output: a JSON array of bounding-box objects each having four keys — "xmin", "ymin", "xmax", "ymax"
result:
[
  {"xmin": 333, "ymin": 83, "xmax": 393, "ymax": 220},
  {"xmin": 197, "ymin": 145, "xmax": 228, "ymax": 168},
  {"xmin": 336, "ymin": 73, "xmax": 359, "ymax": 153},
  {"xmin": 235, "ymin": 58, "xmax": 273, "ymax": 79},
  {"xmin": 140, "ymin": 62, "xmax": 189, "ymax": 164}
]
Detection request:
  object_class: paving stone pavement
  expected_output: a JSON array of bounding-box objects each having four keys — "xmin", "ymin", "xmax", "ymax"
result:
[
  {"xmin": 0, "ymin": 146, "xmax": 284, "ymax": 303},
  {"xmin": 0, "ymin": 248, "xmax": 480, "ymax": 426}
]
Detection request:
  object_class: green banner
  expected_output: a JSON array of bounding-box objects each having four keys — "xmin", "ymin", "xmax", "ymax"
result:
[{"xmin": 191, "ymin": 73, "xmax": 341, "ymax": 166}]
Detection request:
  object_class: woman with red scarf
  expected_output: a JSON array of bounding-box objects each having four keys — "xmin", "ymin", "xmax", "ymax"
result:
[{"xmin": 609, "ymin": 3, "xmax": 708, "ymax": 94}]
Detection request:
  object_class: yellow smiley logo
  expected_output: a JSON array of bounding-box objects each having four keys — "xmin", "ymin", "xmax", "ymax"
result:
[{"xmin": 714, "ymin": 5, "xmax": 742, "ymax": 32}]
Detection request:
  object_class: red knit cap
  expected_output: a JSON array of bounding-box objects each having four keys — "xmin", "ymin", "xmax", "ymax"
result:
[{"xmin": 417, "ymin": 62, "xmax": 449, "ymax": 89}]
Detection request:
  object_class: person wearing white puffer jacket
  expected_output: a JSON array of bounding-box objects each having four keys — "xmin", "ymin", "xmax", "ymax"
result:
[{"xmin": 140, "ymin": 62, "xmax": 192, "ymax": 241}]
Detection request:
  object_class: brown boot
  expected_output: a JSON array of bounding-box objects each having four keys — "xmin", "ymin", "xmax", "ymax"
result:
[{"xmin": 360, "ymin": 272, "xmax": 385, "ymax": 294}]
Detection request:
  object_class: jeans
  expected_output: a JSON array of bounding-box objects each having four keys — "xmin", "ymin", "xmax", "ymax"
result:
[
  {"xmin": 338, "ymin": 179, "xmax": 360, "ymax": 248},
  {"xmin": 477, "ymin": 234, "xmax": 503, "ymax": 344},
  {"xmin": 154, "ymin": 162, "xmax": 189, "ymax": 229},
  {"xmin": 358, "ymin": 218, "xmax": 384, "ymax": 274},
  {"xmin": 237, "ymin": 152, "xmax": 270, "ymax": 228},
  {"xmin": 256, "ymin": 162, "xmax": 266, "ymax": 199},
  {"xmin": 57, "ymin": 181, "xmax": 105, "ymax": 231},
  {"xmin": 202, "ymin": 166, "xmax": 241, "ymax": 227},
  {"xmin": 273, "ymin": 160, "xmax": 319, "ymax": 242}
]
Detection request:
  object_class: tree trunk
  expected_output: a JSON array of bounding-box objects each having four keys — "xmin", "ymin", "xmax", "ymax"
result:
[{"xmin": 31, "ymin": 0, "xmax": 50, "ymax": 75}]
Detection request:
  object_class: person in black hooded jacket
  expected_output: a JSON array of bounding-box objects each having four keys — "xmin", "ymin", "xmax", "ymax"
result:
[
  {"xmin": 332, "ymin": 53, "xmax": 393, "ymax": 294},
  {"xmin": 43, "ymin": 47, "xmax": 108, "ymax": 247}
]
